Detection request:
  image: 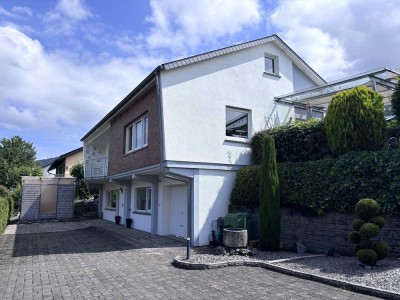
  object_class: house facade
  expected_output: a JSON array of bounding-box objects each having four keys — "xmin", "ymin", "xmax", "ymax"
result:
[
  {"xmin": 48, "ymin": 147, "xmax": 83, "ymax": 177},
  {"xmin": 81, "ymin": 35, "xmax": 325, "ymax": 246}
]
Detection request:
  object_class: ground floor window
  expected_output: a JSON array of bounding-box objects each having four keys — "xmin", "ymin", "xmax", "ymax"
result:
[
  {"xmin": 135, "ymin": 187, "xmax": 151, "ymax": 213},
  {"xmin": 106, "ymin": 190, "xmax": 118, "ymax": 209}
]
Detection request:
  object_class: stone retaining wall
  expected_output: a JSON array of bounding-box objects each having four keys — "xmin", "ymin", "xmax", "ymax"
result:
[{"xmin": 230, "ymin": 206, "xmax": 400, "ymax": 256}]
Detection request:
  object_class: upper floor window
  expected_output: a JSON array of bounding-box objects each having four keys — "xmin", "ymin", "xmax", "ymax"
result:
[
  {"xmin": 226, "ymin": 107, "xmax": 249, "ymax": 139},
  {"xmin": 135, "ymin": 187, "xmax": 152, "ymax": 213},
  {"xmin": 125, "ymin": 115, "xmax": 149, "ymax": 154},
  {"xmin": 264, "ymin": 53, "xmax": 279, "ymax": 76}
]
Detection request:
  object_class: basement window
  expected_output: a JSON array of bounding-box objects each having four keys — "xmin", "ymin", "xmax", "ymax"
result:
[
  {"xmin": 135, "ymin": 187, "xmax": 152, "ymax": 213},
  {"xmin": 106, "ymin": 190, "xmax": 118, "ymax": 209}
]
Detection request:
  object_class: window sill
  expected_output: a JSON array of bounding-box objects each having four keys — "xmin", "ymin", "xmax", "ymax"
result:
[
  {"xmin": 123, "ymin": 145, "xmax": 149, "ymax": 157},
  {"xmin": 225, "ymin": 137, "xmax": 251, "ymax": 145},
  {"xmin": 263, "ymin": 72, "xmax": 281, "ymax": 78},
  {"xmin": 104, "ymin": 208, "xmax": 116, "ymax": 211},
  {"xmin": 132, "ymin": 211, "xmax": 151, "ymax": 216}
]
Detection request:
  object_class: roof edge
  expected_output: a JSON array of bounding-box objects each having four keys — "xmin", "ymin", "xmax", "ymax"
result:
[{"xmin": 80, "ymin": 68, "xmax": 159, "ymax": 141}]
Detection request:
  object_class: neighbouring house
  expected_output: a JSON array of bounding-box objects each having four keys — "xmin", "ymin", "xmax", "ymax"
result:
[
  {"xmin": 48, "ymin": 147, "xmax": 83, "ymax": 177},
  {"xmin": 36, "ymin": 158, "xmax": 57, "ymax": 177},
  {"xmin": 81, "ymin": 34, "xmax": 327, "ymax": 246}
]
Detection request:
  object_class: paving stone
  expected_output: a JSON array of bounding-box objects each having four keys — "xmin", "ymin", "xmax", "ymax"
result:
[{"xmin": 0, "ymin": 219, "xmax": 380, "ymax": 299}]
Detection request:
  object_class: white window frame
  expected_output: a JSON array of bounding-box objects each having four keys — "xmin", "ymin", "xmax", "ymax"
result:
[
  {"xmin": 225, "ymin": 106, "xmax": 251, "ymax": 142},
  {"xmin": 125, "ymin": 114, "xmax": 149, "ymax": 154},
  {"xmin": 264, "ymin": 53, "xmax": 279, "ymax": 77},
  {"xmin": 106, "ymin": 190, "xmax": 118, "ymax": 210},
  {"xmin": 135, "ymin": 187, "xmax": 152, "ymax": 214}
]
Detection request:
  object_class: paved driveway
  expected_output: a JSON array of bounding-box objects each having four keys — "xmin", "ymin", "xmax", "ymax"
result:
[{"xmin": 0, "ymin": 219, "xmax": 378, "ymax": 300}]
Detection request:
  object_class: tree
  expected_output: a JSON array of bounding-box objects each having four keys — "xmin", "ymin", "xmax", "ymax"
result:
[
  {"xmin": 70, "ymin": 162, "xmax": 90, "ymax": 200},
  {"xmin": 324, "ymin": 86, "xmax": 386, "ymax": 155},
  {"xmin": 259, "ymin": 135, "xmax": 280, "ymax": 251},
  {"xmin": 392, "ymin": 80, "xmax": 400, "ymax": 120},
  {"xmin": 0, "ymin": 136, "xmax": 39, "ymax": 188}
]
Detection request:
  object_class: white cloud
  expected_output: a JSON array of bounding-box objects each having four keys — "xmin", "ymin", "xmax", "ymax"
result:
[
  {"xmin": 270, "ymin": 0, "xmax": 400, "ymax": 81},
  {"xmin": 145, "ymin": 0, "xmax": 263, "ymax": 54},
  {"xmin": 11, "ymin": 6, "xmax": 33, "ymax": 17},
  {"xmin": 44, "ymin": 0, "xmax": 92, "ymax": 35},
  {"xmin": 0, "ymin": 26, "xmax": 148, "ymax": 143}
]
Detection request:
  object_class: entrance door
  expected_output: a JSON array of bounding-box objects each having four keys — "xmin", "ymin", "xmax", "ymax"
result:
[
  {"xmin": 169, "ymin": 185, "xmax": 187, "ymax": 238},
  {"xmin": 39, "ymin": 184, "xmax": 58, "ymax": 219}
]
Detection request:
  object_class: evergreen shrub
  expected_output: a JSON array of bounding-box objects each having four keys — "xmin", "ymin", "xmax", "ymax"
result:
[{"xmin": 324, "ymin": 86, "xmax": 386, "ymax": 155}]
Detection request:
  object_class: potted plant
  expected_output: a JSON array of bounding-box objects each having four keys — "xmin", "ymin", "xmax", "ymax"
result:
[
  {"xmin": 126, "ymin": 218, "xmax": 133, "ymax": 228},
  {"xmin": 115, "ymin": 215, "xmax": 121, "ymax": 225}
]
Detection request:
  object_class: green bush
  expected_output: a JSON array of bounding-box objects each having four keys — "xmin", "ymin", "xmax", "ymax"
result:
[
  {"xmin": 8, "ymin": 184, "xmax": 22, "ymax": 217},
  {"xmin": 259, "ymin": 135, "xmax": 280, "ymax": 251},
  {"xmin": 370, "ymin": 216, "xmax": 385, "ymax": 229},
  {"xmin": 355, "ymin": 198, "xmax": 381, "ymax": 220},
  {"xmin": 352, "ymin": 218, "xmax": 365, "ymax": 231},
  {"xmin": 359, "ymin": 223, "xmax": 380, "ymax": 239},
  {"xmin": 348, "ymin": 231, "xmax": 361, "ymax": 244},
  {"xmin": 231, "ymin": 149, "xmax": 400, "ymax": 215},
  {"xmin": 392, "ymin": 80, "xmax": 400, "ymax": 120},
  {"xmin": 0, "ymin": 197, "xmax": 10, "ymax": 234},
  {"xmin": 386, "ymin": 120, "xmax": 400, "ymax": 140},
  {"xmin": 251, "ymin": 120, "xmax": 330, "ymax": 164},
  {"xmin": 356, "ymin": 249, "xmax": 378, "ymax": 266},
  {"xmin": 324, "ymin": 86, "xmax": 386, "ymax": 155},
  {"xmin": 374, "ymin": 241, "xmax": 389, "ymax": 260},
  {"xmin": 358, "ymin": 239, "xmax": 374, "ymax": 249},
  {"xmin": 230, "ymin": 166, "xmax": 260, "ymax": 207}
]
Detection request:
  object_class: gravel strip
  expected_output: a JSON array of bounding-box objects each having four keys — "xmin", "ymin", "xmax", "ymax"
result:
[
  {"xmin": 179, "ymin": 247, "xmax": 400, "ymax": 294},
  {"xmin": 274, "ymin": 255, "xmax": 400, "ymax": 293},
  {"xmin": 183, "ymin": 247, "xmax": 308, "ymax": 264}
]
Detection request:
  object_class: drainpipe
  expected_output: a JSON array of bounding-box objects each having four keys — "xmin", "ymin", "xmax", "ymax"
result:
[{"xmin": 156, "ymin": 70, "xmax": 193, "ymax": 245}]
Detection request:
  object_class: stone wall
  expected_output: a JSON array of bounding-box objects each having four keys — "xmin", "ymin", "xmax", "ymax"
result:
[
  {"xmin": 230, "ymin": 205, "xmax": 400, "ymax": 256},
  {"xmin": 280, "ymin": 208, "xmax": 400, "ymax": 256}
]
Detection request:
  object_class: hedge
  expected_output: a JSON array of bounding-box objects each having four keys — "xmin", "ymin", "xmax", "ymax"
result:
[
  {"xmin": 250, "ymin": 120, "xmax": 330, "ymax": 164},
  {"xmin": 230, "ymin": 149, "xmax": 400, "ymax": 215},
  {"xmin": 0, "ymin": 197, "xmax": 10, "ymax": 234}
]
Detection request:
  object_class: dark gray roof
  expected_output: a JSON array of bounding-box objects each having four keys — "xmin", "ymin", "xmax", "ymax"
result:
[{"xmin": 36, "ymin": 157, "xmax": 57, "ymax": 168}]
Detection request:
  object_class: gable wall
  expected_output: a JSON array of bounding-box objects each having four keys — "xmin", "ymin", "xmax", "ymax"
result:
[{"xmin": 161, "ymin": 42, "xmax": 307, "ymax": 166}]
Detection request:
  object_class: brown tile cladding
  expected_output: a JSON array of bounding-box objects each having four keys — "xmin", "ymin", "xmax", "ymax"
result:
[{"xmin": 108, "ymin": 85, "xmax": 160, "ymax": 176}]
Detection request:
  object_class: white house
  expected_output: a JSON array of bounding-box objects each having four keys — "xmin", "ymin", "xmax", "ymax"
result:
[{"xmin": 81, "ymin": 34, "xmax": 325, "ymax": 246}]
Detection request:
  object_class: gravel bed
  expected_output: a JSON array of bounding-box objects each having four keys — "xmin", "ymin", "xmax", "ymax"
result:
[
  {"xmin": 182, "ymin": 247, "xmax": 400, "ymax": 294},
  {"xmin": 275, "ymin": 255, "xmax": 400, "ymax": 293},
  {"xmin": 184, "ymin": 246, "xmax": 307, "ymax": 264}
]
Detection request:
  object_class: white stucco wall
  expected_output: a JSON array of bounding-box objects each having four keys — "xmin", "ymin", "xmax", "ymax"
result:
[
  {"xmin": 193, "ymin": 169, "xmax": 237, "ymax": 246},
  {"xmin": 161, "ymin": 42, "xmax": 315, "ymax": 166},
  {"xmin": 293, "ymin": 64, "xmax": 318, "ymax": 92}
]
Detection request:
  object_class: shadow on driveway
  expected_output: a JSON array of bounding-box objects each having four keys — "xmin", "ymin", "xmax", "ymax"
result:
[{"xmin": 0, "ymin": 220, "xmax": 184, "ymax": 258}]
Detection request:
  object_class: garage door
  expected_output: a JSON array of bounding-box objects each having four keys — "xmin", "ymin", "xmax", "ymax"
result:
[{"xmin": 169, "ymin": 185, "xmax": 187, "ymax": 238}]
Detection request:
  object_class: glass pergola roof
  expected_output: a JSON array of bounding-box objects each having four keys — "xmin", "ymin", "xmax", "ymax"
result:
[{"xmin": 274, "ymin": 68, "xmax": 399, "ymax": 110}]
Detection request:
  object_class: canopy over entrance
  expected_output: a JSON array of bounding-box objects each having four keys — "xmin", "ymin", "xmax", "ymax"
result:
[{"xmin": 275, "ymin": 68, "xmax": 399, "ymax": 120}]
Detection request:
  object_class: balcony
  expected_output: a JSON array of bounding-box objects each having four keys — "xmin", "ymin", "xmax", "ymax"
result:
[{"xmin": 85, "ymin": 157, "xmax": 108, "ymax": 179}]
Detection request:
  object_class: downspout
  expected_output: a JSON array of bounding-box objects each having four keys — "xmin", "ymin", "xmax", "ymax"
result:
[{"xmin": 156, "ymin": 70, "xmax": 193, "ymax": 244}]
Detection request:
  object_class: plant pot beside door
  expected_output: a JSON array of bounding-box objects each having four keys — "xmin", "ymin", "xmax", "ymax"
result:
[
  {"xmin": 126, "ymin": 218, "xmax": 133, "ymax": 228},
  {"xmin": 115, "ymin": 216, "xmax": 121, "ymax": 225}
]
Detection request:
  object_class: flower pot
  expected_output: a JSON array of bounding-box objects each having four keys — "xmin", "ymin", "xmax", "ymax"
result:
[
  {"xmin": 115, "ymin": 216, "xmax": 121, "ymax": 225},
  {"xmin": 126, "ymin": 218, "xmax": 133, "ymax": 228}
]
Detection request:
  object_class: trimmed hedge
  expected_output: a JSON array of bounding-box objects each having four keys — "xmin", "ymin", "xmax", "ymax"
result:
[
  {"xmin": 230, "ymin": 149, "xmax": 400, "ymax": 215},
  {"xmin": 251, "ymin": 120, "xmax": 330, "ymax": 164},
  {"xmin": 0, "ymin": 197, "xmax": 10, "ymax": 234}
]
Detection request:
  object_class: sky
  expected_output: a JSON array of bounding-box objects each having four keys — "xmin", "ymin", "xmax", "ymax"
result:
[{"xmin": 1, "ymin": 0, "xmax": 399, "ymax": 159}]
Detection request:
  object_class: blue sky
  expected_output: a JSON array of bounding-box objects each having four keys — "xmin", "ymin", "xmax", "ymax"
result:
[{"xmin": 1, "ymin": 0, "xmax": 399, "ymax": 159}]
